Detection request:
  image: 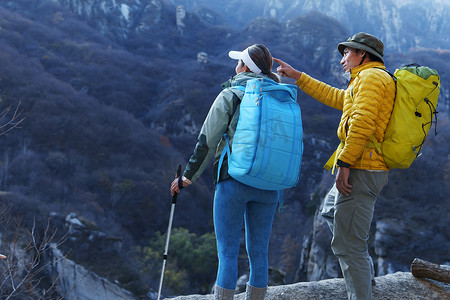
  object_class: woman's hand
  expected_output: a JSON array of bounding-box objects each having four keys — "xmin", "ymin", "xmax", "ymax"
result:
[
  {"xmin": 170, "ymin": 176, "xmax": 191, "ymax": 196},
  {"xmin": 273, "ymin": 58, "xmax": 302, "ymax": 80}
]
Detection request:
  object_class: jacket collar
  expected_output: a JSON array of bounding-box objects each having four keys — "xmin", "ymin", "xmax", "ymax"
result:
[
  {"xmin": 350, "ymin": 61, "xmax": 386, "ymax": 75},
  {"xmin": 221, "ymin": 72, "xmax": 268, "ymax": 89},
  {"xmin": 348, "ymin": 61, "xmax": 386, "ymax": 85}
]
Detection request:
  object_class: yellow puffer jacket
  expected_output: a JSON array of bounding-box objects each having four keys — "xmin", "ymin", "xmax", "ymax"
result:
[{"xmin": 296, "ymin": 61, "xmax": 396, "ymax": 170}]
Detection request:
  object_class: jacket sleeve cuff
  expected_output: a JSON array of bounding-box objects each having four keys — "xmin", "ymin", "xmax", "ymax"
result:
[
  {"xmin": 182, "ymin": 176, "xmax": 192, "ymax": 185},
  {"xmin": 295, "ymin": 72, "xmax": 307, "ymax": 87},
  {"xmin": 336, "ymin": 159, "xmax": 351, "ymax": 168}
]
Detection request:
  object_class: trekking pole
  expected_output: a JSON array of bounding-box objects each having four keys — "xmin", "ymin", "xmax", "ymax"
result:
[{"xmin": 157, "ymin": 164, "xmax": 182, "ymax": 300}]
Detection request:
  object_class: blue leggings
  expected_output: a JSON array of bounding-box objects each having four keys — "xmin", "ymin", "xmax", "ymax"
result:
[{"xmin": 214, "ymin": 178, "xmax": 279, "ymax": 289}]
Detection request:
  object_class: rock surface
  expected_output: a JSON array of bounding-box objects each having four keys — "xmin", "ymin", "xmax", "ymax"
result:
[{"xmin": 169, "ymin": 272, "xmax": 450, "ymax": 300}]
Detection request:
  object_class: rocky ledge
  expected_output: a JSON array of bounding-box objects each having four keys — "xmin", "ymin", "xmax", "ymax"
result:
[{"xmin": 169, "ymin": 272, "xmax": 449, "ymax": 300}]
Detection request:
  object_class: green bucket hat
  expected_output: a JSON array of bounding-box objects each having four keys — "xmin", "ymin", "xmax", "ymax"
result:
[{"xmin": 338, "ymin": 32, "xmax": 384, "ymax": 63}]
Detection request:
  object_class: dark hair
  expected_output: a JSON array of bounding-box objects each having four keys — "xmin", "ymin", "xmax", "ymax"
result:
[
  {"xmin": 247, "ymin": 44, "xmax": 280, "ymax": 83},
  {"xmin": 367, "ymin": 52, "xmax": 383, "ymax": 63},
  {"xmin": 356, "ymin": 49, "xmax": 383, "ymax": 63}
]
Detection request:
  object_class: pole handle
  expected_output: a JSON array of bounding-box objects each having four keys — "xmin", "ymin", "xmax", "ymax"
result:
[
  {"xmin": 173, "ymin": 165, "xmax": 182, "ymax": 204},
  {"xmin": 176, "ymin": 164, "xmax": 182, "ymax": 177}
]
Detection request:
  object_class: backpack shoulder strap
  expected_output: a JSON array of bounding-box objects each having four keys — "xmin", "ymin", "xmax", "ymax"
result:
[
  {"xmin": 374, "ymin": 67, "xmax": 397, "ymax": 83},
  {"xmin": 228, "ymin": 87, "xmax": 244, "ymax": 121},
  {"xmin": 350, "ymin": 67, "xmax": 397, "ymax": 103},
  {"xmin": 217, "ymin": 86, "xmax": 245, "ymax": 183},
  {"xmin": 217, "ymin": 134, "xmax": 231, "ymax": 183},
  {"xmin": 367, "ymin": 67, "xmax": 396, "ymax": 154}
]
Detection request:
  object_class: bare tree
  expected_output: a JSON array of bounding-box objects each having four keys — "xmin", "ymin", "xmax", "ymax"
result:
[
  {"xmin": 0, "ymin": 205, "xmax": 68, "ymax": 299},
  {"xmin": 0, "ymin": 101, "xmax": 24, "ymax": 189},
  {"xmin": 0, "ymin": 101, "xmax": 25, "ymax": 136}
]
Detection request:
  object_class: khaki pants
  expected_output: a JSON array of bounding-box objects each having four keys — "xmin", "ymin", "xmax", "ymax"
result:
[{"xmin": 321, "ymin": 169, "xmax": 388, "ymax": 300}]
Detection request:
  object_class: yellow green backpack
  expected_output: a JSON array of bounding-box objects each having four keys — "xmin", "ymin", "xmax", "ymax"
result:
[{"xmin": 370, "ymin": 64, "xmax": 441, "ymax": 169}]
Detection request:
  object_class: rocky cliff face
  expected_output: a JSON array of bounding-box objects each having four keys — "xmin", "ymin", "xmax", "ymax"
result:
[
  {"xmin": 51, "ymin": 0, "xmax": 450, "ymax": 53},
  {"xmin": 46, "ymin": 243, "xmax": 136, "ymax": 300},
  {"xmin": 55, "ymin": 0, "xmax": 169, "ymax": 40},
  {"xmin": 155, "ymin": 0, "xmax": 450, "ymax": 53},
  {"xmin": 297, "ymin": 208, "xmax": 339, "ymax": 282},
  {"xmin": 46, "ymin": 0, "xmax": 450, "ymax": 112},
  {"xmin": 268, "ymin": 0, "xmax": 450, "ymax": 52}
]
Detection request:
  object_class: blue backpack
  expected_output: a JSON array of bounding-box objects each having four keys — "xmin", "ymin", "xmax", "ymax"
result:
[{"xmin": 218, "ymin": 78, "xmax": 303, "ymax": 190}]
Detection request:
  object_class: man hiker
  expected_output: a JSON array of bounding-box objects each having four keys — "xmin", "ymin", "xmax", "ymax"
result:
[{"xmin": 274, "ymin": 32, "xmax": 396, "ymax": 300}]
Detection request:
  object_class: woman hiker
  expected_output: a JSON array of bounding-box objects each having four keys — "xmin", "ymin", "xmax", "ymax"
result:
[{"xmin": 170, "ymin": 44, "xmax": 281, "ymax": 300}]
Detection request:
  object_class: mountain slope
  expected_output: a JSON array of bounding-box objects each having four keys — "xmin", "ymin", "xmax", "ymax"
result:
[{"xmin": 0, "ymin": 0, "xmax": 448, "ymax": 298}]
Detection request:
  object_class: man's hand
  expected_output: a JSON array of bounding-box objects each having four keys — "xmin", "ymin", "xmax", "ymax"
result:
[
  {"xmin": 336, "ymin": 167, "xmax": 352, "ymax": 196},
  {"xmin": 273, "ymin": 58, "xmax": 302, "ymax": 80}
]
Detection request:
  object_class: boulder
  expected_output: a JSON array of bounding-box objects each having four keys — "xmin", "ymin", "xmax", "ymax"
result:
[{"xmin": 170, "ymin": 272, "xmax": 450, "ymax": 300}]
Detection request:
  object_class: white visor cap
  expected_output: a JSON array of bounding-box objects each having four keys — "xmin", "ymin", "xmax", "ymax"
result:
[{"xmin": 228, "ymin": 48, "xmax": 261, "ymax": 74}]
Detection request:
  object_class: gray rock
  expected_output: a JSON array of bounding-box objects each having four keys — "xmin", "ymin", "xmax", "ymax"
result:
[
  {"xmin": 197, "ymin": 52, "xmax": 208, "ymax": 64},
  {"xmin": 169, "ymin": 272, "xmax": 450, "ymax": 300}
]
